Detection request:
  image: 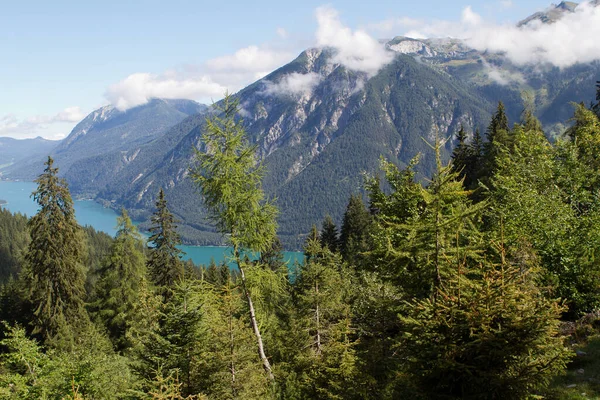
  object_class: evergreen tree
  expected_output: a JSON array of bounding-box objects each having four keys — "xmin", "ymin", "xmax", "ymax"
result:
[
  {"xmin": 259, "ymin": 236, "xmax": 286, "ymax": 272},
  {"xmin": 398, "ymin": 239, "xmax": 571, "ymax": 399},
  {"xmin": 319, "ymin": 215, "xmax": 339, "ymax": 253},
  {"xmin": 304, "ymin": 225, "xmax": 320, "ymax": 261},
  {"xmin": 91, "ymin": 208, "xmax": 147, "ymax": 350},
  {"xmin": 190, "ymin": 94, "xmax": 278, "ymax": 380},
  {"xmin": 480, "ymin": 102, "xmax": 511, "ymax": 186},
  {"xmin": 147, "ymin": 188, "xmax": 184, "ymax": 296},
  {"xmin": 339, "ymin": 195, "xmax": 371, "ymax": 263},
  {"xmin": 292, "ymin": 236, "xmax": 364, "ymax": 399},
  {"xmin": 450, "ymin": 125, "xmax": 471, "ymax": 181},
  {"xmin": 24, "ymin": 157, "xmax": 88, "ymax": 340}
]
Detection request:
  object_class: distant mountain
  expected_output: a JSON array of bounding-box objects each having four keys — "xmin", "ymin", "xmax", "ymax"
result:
[
  {"xmin": 7, "ymin": 3, "xmax": 600, "ymax": 249},
  {"xmin": 517, "ymin": 1, "xmax": 600, "ymax": 27},
  {"xmin": 0, "ymin": 137, "xmax": 59, "ymax": 174},
  {"xmin": 4, "ymin": 99, "xmax": 208, "ymax": 189},
  {"xmin": 518, "ymin": 1, "xmax": 579, "ymax": 26},
  {"xmin": 90, "ymin": 38, "xmax": 599, "ymax": 248}
]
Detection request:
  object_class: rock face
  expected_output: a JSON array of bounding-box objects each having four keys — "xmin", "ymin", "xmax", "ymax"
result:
[{"xmin": 518, "ymin": 1, "xmax": 579, "ymax": 27}]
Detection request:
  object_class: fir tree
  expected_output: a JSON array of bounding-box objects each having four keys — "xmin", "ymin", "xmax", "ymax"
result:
[
  {"xmin": 147, "ymin": 188, "xmax": 184, "ymax": 296},
  {"xmin": 293, "ymin": 236, "xmax": 363, "ymax": 399},
  {"xmin": 24, "ymin": 157, "xmax": 87, "ymax": 340}
]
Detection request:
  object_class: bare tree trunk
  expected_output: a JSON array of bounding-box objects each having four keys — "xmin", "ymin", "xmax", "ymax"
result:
[
  {"xmin": 226, "ymin": 280, "xmax": 237, "ymax": 397},
  {"xmin": 235, "ymin": 248, "xmax": 274, "ymax": 381},
  {"xmin": 315, "ymin": 279, "xmax": 322, "ymax": 355}
]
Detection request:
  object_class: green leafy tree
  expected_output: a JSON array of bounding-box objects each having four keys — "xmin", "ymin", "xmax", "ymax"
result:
[
  {"xmin": 24, "ymin": 157, "xmax": 88, "ymax": 340},
  {"xmin": 147, "ymin": 188, "xmax": 185, "ymax": 296},
  {"xmin": 190, "ymin": 94, "xmax": 278, "ymax": 380}
]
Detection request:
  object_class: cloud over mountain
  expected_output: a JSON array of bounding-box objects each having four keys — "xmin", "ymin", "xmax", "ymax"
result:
[
  {"xmin": 372, "ymin": 1, "xmax": 600, "ymax": 68},
  {"xmin": 0, "ymin": 106, "xmax": 87, "ymax": 140}
]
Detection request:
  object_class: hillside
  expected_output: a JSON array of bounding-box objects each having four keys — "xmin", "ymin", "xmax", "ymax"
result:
[
  {"xmin": 0, "ymin": 136, "xmax": 59, "ymax": 173},
  {"xmin": 3, "ymin": 99, "xmax": 208, "ymax": 189},
  {"xmin": 7, "ymin": 2, "xmax": 600, "ymax": 249}
]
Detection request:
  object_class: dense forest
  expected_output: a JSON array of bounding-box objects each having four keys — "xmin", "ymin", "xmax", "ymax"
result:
[{"xmin": 2, "ymin": 88, "xmax": 600, "ymax": 399}]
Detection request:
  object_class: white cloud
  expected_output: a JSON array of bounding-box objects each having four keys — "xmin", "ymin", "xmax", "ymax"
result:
[
  {"xmin": 315, "ymin": 6, "xmax": 394, "ymax": 75},
  {"xmin": 106, "ymin": 46, "xmax": 295, "ymax": 111},
  {"xmin": 105, "ymin": 73, "xmax": 227, "ymax": 111},
  {"xmin": 262, "ymin": 72, "xmax": 322, "ymax": 97},
  {"xmin": 480, "ymin": 57, "xmax": 525, "ymax": 85},
  {"xmin": 54, "ymin": 106, "xmax": 86, "ymax": 122},
  {"xmin": 369, "ymin": 2, "xmax": 600, "ymax": 68},
  {"xmin": 0, "ymin": 106, "xmax": 85, "ymax": 140},
  {"xmin": 464, "ymin": 2, "xmax": 600, "ymax": 68}
]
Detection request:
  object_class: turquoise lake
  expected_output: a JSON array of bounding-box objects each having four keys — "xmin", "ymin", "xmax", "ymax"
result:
[{"xmin": 0, "ymin": 180, "xmax": 302, "ymax": 266}]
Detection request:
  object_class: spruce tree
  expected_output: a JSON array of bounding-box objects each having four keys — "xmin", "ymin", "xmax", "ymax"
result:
[
  {"xmin": 147, "ymin": 188, "xmax": 184, "ymax": 296},
  {"xmin": 399, "ymin": 239, "xmax": 571, "ymax": 399},
  {"xmin": 190, "ymin": 94, "xmax": 278, "ymax": 381},
  {"xmin": 293, "ymin": 235, "xmax": 363, "ymax": 399},
  {"xmin": 480, "ymin": 102, "xmax": 511, "ymax": 186},
  {"xmin": 92, "ymin": 208, "xmax": 146, "ymax": 350},
  {"xmin": 24, "ymin": 156, "xmax": 87, "ymax": 340},
  {"xmin": 450, "ymin": 125, "xmax": 471, "ymax": 181},
  {"xmin": 339, "ymin": 195, "xmax": 371, "ymax": 263},
  {"xmin": 319, "ymin": 215, "xmax": 339, "ymax": 253}
]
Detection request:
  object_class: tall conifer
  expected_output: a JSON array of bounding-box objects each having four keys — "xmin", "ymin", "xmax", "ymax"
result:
[
  {"xmin": 147, "ymin": 188, "xmax": 184, "ymax": 295},
  {"xmin": 25, "ymin": 157, "xmax": 87, "ymax": 340}
]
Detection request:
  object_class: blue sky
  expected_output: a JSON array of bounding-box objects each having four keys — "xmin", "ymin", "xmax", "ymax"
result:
[{"xmin": 0, "ymin": 0, "xmax": 568, "ymax": 139}]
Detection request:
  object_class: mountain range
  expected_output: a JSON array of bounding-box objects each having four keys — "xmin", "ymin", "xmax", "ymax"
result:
[{"xmin": 3, "ymin": 1, "xmax": 599, "ymax": 249}]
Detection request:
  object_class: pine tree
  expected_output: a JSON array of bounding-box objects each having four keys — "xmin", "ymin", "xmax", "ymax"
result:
[
  {"xmin": 339, "ymin": 195, "xmax": 371, "ymax": 263},
  {"xmin": 147, "ymin": 188, "xmax": 184, "ymax": 296},
  {"xmin": 319, "ymin": 215, "xmax": 339, "ymax": 253},
  {"xmin": 24, "ymin": 157, "xmax": 87, "ymax": 340},
  {"xmin": 190, "ymin": 94, "xmax": 278, "ymax": 381},
  {"xmin": 92, "ymin": 208, "xmax": 147, "ymax": 350}
]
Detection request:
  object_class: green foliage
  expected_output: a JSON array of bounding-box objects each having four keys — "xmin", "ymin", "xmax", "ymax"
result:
[
  {"xmin": 0, "ymin": 324, "xmax": 136, "ymax": 399},
  {"xmin": 189, "ymin": 95, "xmax": 277, "ymax": 253},
  {"xmin": 398, "ymin": 241, "xmax": 571, "ymax": 399},
  {"xmin": 339, "ymin": 195, "xmax": 371, "ymax": 264},
  {"xmin": 0, "ymin": 209, "xmax": 29, "ymax": 283},
  {"xmin": 190, "ymin": 94, "xmax": 279, "ymax": 381},
  {"xmin": 23, "ymin": 157, "xmax": 88, "ymax": 340},
  {"xmin": 289, "ymin": 238, "xmax": 364, "ymax": 399},
  {"xmin": 319, "ymin": 215, "xmax": 340, "ymax": 253},
  {"xmin": 147, "ymin": 188, "xmax": 184, "ymax": 296},
  {"xmin": 91, "ymin": 208, "xmax": 147, "ymax": 350}
]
